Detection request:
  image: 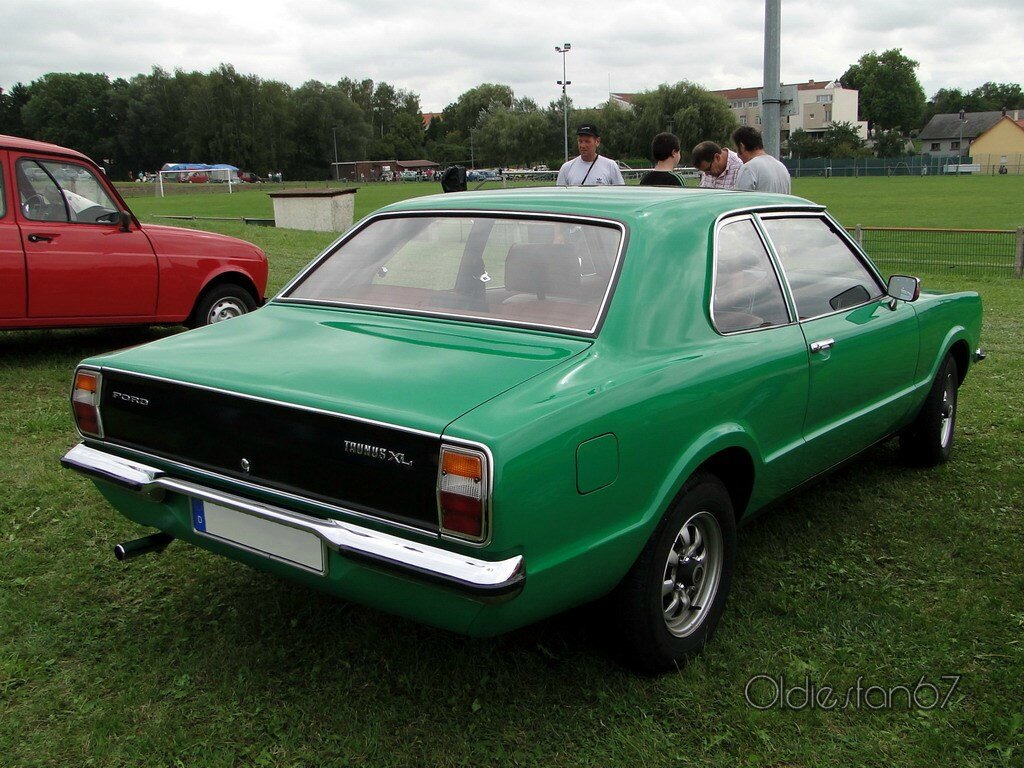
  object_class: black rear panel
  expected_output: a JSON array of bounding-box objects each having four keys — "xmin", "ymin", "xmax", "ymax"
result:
[{"xmin": 99, "ymin": 371, "xmax": 441, "ymax": 531}]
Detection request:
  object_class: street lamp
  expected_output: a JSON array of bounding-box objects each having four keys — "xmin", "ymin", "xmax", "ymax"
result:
[
  {"xmin": 332, "ymin": 126, "xmax": 339, "ymax": 181},
  {"xmin": 470, "ymin": 128, "xmax": 476, "ymax": 169},
  {"xmin": 958, "ymin": 108, "xmax": 966, "ymax": 169},
  {"xmin": 556, "ymin": 43, "xmax": 572, "ymax": 162}
]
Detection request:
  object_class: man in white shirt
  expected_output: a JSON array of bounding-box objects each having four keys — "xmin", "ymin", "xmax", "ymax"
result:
[
  {"xmin": 556, "ymin": 124, "xmax": 625, "ymax": 186},
  {"xmin": 732, "ymin": 126, "xmax": 792, "ymax": 194}
]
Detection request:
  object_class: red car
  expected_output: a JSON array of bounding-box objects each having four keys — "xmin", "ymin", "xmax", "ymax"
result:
[{"xmin": 1, "ymin": 135, "xmax": 268, "ymax": 330}]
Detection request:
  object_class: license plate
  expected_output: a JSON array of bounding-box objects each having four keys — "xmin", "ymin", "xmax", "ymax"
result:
[{"xmin": 191, "ymin": 498, "xmax": 326, "ymax": 574}]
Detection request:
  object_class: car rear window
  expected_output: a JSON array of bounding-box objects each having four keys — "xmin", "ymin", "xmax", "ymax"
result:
[{"xmin": 282, "ymin": 215, "xmax": 624, "ymax": 334}]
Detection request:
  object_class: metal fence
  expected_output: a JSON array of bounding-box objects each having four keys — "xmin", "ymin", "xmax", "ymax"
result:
[
  {"xmin": 787, "ymin": 155, "xmax": 1024, "ymax": 177},
  {"xmin": 847, "ymin": 226, "xmax": 1024, "ymax": 279}
]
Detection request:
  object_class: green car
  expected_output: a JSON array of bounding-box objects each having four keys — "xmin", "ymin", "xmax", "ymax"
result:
[{"xmin": 62, "ymin": 187, "xmax": 983, "ymax": 672}]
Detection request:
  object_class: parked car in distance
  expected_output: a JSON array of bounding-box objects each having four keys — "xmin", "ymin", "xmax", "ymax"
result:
[
  {"xmin": 61, "ymin": 186, "xmax": 983, "ymax": 671},
  {"xmin": 1, "ymin": 134, "xmax": 268, "ymax": 330}
]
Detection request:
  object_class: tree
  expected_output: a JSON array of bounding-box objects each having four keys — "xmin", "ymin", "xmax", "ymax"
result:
[
  {"xmin": 476, "ymin": 104, "xmax": 550, "ymax": 167},
  {"xmin": 873, "ymin": 129, "xmax": 907, "ymax": 158},
  {"xmin": 442, "ymin": 84, "xmax": 515, "ymax": 141},
  {"xmin": 623, "ymin": 82, "xmax": 736, "ymax": 162},
  {"xmin": 841, "ymin": 49, "xmax": 926, "ymax": 133},
  {"xmin": 21, "ymin": 73, "xmax": 119, "ymax": 163},
  {"xmin": 0, "ymin": 83, "xmax": 30, "ymax": 136}
]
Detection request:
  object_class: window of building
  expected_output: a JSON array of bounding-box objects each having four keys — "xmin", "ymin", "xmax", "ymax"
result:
[
  {"xmin": 740, "ymin": 115, "xmax": 747, "ymax": 125},
  {"xmin": 816, "ymin": 95, "xmax": 833, "ymax": 103},
  {"xmin": 930, "ymin": 142, "xmax": 940, "ymax": 151},
  {"xmin": 747, "ymin": 100, "xmax": 759, "ymax": 107},
  {"xmin": 950, "ymin": 141, "xmax": 961, "ymax": 150}
]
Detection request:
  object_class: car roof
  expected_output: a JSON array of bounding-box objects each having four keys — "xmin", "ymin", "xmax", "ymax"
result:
[
  {"xmin": 0, "ymin": 133, "xmax": 92, "ymax": 162},
  {"xmin": 378, "ymin": 185, "xmax": 821, "ymax": 224}
]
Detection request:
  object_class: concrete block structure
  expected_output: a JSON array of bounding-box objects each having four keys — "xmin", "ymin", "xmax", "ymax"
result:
[{"xmin": 268, "ymin": 188, "xmax": 357, "ymax": 232}]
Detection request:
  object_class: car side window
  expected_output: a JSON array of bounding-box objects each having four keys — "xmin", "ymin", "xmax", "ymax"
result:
[
  {"xmin": 17, "ymin": 158, "xmax": 119, "ymax": 224},
  {"xmin": 762, "ymin": 216, "xmax": 883, "ymax": 320},
  {"xmin": 713, "ymin": 219, "xmax": 790, "ymax": 333},
  {"xmin": 0, "ymin": 162, "xmax": 6, "ymax": 217}
]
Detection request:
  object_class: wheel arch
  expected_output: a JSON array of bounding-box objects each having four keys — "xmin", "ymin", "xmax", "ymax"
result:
[
  {"xmin": 188, "ymin": 271, "xmax": 261, "ymax": 325},
  {"xmin": 653, "ymin": 426, "xmax": 760, "ymax": 532}
]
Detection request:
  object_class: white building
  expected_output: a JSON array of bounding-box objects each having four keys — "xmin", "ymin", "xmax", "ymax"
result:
[{"xmin": 710, "ymin": 80, "xmax": 867, "ymax": 140}]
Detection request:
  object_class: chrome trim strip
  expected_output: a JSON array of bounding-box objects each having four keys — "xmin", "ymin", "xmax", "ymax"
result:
[
  {"xmin": 753, "ymin": 211, "xmax": 887, "ymax": 323},
  {"xmin": 709, "ymin": 213, "xmax": 798, "ymax": 336},
  {"xmin": 98, "ymin": 366, "xmax": 442, "ymax": 439},
  {"xmin": 274, "ymin": 209, "xmax": 629, "ymax": 337},
  {"xmin": 61, "ymin": 443, "xmax": 524, "ymax": 596}
]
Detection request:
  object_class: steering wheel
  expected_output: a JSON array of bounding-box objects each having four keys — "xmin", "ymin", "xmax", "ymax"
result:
[{"xmin": 22, "ymin": 193, "xmax": 47, "ymax": 218}]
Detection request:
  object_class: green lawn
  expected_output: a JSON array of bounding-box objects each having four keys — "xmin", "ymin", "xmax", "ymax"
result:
[
  {"xmin": 1, "ymin": 183, "xmax": 1022, "ymax": 767},
  {"xmin": 121, "ymin": 174, "xmax": 1024, "ymax": 231}
]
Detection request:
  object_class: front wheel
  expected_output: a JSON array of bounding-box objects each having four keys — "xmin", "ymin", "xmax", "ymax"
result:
[
  {"xmin": 189, "ymin": 284, "xmax": 257, "ymax": 328},
  {"xmin": 900, "ymin": 353, "xmax": 959, "ymax": 466},
  {"xmin": 612, "ymin": 472, "xmax": 736, "ymax": 673}
]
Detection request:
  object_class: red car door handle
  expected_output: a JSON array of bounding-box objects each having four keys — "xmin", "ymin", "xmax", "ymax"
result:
[{"xmin": 27, "ymin": 233, "xmax": 55, "ymax": 243}]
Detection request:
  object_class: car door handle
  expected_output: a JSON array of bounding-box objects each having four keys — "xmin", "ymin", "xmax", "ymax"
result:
[
  {"xmin": 27, "ymin": 233, "xmax": 54, "ymax": 243},
  {"xmin": 809, "ymin": 338, "xmax": 836, "ymax": 353}
]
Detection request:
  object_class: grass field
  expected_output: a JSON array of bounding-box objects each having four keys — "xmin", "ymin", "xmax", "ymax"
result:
[
  {"xmin": 121, "ymin": 174, "xmax": 1024, "ymax": 231},
  {"xmin": 1, "ymin": 179, "xmax": 1022, "ymax": 767}
]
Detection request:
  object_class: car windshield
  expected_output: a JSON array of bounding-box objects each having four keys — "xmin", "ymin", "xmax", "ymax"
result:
[{"xmin": 282, "ymin": 214, "xmax": 624, "ymax": 334}]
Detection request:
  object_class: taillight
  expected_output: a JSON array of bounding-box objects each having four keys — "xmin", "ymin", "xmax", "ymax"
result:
[
  {"xmin": 438, "ymin": 446, "xmax": 489, "ymax": 542},
  {"xmin": 72, "ymin": 369, "xmax": 103, "ymax": 437}
]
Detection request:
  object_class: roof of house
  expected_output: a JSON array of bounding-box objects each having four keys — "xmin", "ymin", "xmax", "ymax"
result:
[
  {"xmin": 421, "ymin": 112, "xmax": 443, "ymax": 129},
  {"xmin": 918, "ymin": 111, "xmax": 1006, "ymax": 141},
  {"xmin": 711, "ymin": 80, "xmax": 837, "ymax": 101}
]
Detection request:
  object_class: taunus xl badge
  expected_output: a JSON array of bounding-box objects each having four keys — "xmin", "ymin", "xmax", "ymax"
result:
[{"xmin": 344, "ymin": 440, "xmax": 414, "ymax": 467}]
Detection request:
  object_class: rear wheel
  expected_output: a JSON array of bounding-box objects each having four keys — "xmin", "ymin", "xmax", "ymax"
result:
[
  {"xmin": 900, "ymin": 353, "xmax": 959, "ymax": 466},
  {"xmin": 189, "ymin": 284, "xmax": 256, "ymax": 328},
  {"xmin": 612, "ymin": 472, "xmax": 736, "ymax": 673}
]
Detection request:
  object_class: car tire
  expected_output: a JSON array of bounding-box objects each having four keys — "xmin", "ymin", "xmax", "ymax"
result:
[
  {"xmin": 612, "ymin": 472, "xmax": 736, "ymax": 674},
  {"xmin": 189, "ymin": 284, "xmax": 256, "ymax": 328},
  {"xmin": 900, "ymin": 353, "xmax": 959, "ymax": 467}
]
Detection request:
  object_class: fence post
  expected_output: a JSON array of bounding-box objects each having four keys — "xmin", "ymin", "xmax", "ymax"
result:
[
  {"xmin": 1015, "ymin": 227, "xmax": 1024, "ymax": 279},
  {"xmin": 855, "ymin": 225, "xmax": 863, "ymax": 245}
]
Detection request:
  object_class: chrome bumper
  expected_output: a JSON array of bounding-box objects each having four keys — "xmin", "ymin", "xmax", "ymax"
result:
[{"xmin": 61, "ymin": 443, "xmax": 524, "ymax": 599}]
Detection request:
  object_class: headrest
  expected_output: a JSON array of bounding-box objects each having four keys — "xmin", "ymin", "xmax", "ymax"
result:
[{"xmin": 505, "ymin": 244, "xmax": 582, "ymax": 299}]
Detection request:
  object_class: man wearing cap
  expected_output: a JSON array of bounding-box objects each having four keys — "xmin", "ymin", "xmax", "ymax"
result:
[{"xmin": 556, "ymin": 123, "xmax": 625, "ymax": 186}]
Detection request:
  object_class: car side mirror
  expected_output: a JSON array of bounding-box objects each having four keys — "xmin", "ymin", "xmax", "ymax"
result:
[
  {"xmin": 118, "ymin": 210, "xmax": 132, "ymax": 232},
  {"xmin": 886, "ymin": 275, "xmax": 920, "ymax": 309}
]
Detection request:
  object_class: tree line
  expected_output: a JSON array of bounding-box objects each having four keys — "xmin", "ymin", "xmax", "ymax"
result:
[{"xmin": 1, "ymin": 53, "xmax": 1020, "ymax": 179}]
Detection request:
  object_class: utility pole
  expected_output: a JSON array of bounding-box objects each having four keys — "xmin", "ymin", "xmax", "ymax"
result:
[
  {"xmin": 762, "ymin": 0, "xmax": 782, "ymax": 158},
  {"xmin": 556, "ymin": 43, "xmax": 572, "ymax": 162},
  {"xmin": 332, "ymin": 126, "xmax": 339, "ymax": 181}
]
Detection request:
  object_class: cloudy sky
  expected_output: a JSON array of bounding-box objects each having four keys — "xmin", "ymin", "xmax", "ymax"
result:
[{"xmin": 3, "ymin": 0, "xmax": 1021, "ymax": 111}]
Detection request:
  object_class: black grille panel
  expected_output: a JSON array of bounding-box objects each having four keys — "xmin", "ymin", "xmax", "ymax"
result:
[{"xmin": 99, "ymin": 371, "xmax": 441, "ymax": 530}]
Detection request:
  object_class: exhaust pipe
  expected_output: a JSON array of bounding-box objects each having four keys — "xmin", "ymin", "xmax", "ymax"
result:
[{"xmin": 114, "ymin": 532, "xmax": 174, "ymax": 561}]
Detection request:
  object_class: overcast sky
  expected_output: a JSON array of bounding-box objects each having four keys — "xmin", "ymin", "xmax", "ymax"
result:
[{"xmin": 3, "ymin": 0, "xmax": 1021, "ymax": 112}]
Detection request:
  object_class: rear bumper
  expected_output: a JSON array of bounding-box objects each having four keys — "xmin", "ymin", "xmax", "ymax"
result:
[{"xmin": 61, "ymin": 442, "xmax": 524, "ymax": 600}]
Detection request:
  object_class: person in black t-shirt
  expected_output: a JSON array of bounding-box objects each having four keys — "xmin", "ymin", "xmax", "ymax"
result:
[{"xmin": 639, "ymin": 132, "xmax": 684, "ymax": 187}]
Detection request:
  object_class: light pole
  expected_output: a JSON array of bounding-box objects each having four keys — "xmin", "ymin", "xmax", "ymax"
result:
[
  {"xmin": 556, "ymin": 43, "xmax": 572, "ymax": 162},
  {"xmin": 332, "ymin": 126, "xmax": 339, "ymax": 181},
  {"xmin": 470, "ymin": 129, "xmax": 476, "ymax": 169},
  {"xmin": 958, "ymin": 108, "xmax": 966, "ymax": 169}
]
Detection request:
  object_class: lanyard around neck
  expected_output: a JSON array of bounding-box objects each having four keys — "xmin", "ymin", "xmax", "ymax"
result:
[{"xmin": 578, "ymin": 155, "xmax": 598, "ymax": 185}]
